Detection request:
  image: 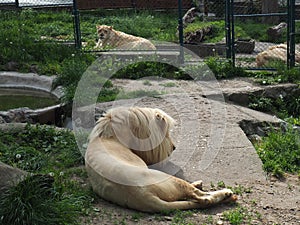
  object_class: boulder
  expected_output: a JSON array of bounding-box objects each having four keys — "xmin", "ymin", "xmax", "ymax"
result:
[
  {"xmin": 267, "ymin": 22, "xmax": 287, "ymax": 42},
  {"xmin": 0, "ymin": 162, "xmax": 27, "ymax": 191}
]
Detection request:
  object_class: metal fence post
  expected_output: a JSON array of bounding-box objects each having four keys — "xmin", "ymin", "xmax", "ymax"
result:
[
  {"xmin": 73, "ymin": 0, "xmax": 82, "ymax": 49},
  {"xmin": 178, "ymin": 0, "xmax": 184, "ymax": 64},
  {"xmin": 230, "ymin": 0, "xmax": 235, "ymax": 67},
  {"xmin": 287, "ymin": 0, "xmax": 295, "ymax": 68},
  {"xmin": 15, "ymin": 0, "xmax": 19, "ymax": 8},
  {"xmin": 225, "ymin": 0, "xmax": 235, "ymax": 67},
  {"xmin": 225, "ymin": 0, "xmax": 232, "ymax": 59}
]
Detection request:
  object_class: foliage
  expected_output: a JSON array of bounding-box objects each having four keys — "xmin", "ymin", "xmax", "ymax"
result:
[
  {"xmin": 113, "ymin": 61, "xmax": 189, "ymax": 80},
  {"xmin": 223, "ymin": 207, "xmax": 248, "ymax": 225},
  {"xmin": 248, "ymin": 93, "xmax": 300, "ymax": 119},
  {"xmin": 204, "ymin": 57, "xmax": 249, "ymax": 79},
  {"xmin": 0, "ymin": 124, "xmax": 93, "ymax": 225},
  {"xmin": 0, "ymin": 175, "xmax": 87, "ymax": 225},
  {"xmin": 184, "ymin": 20, "xmax": 249, "ymax": 43},
  {"xmin": 0, "ymin": 124, "xmax": 83, "ymax": 172},
  {"xmin": 255, "ymin": 125, "xmax": 300, "ymax": 177},
  {"xmin": 0, "ymin": 9, "xmax": 77, "ymax": 75}
]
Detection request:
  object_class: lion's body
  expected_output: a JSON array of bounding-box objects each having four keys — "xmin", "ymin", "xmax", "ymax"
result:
[
  {"xmin": 95, "ymin": 25, "xmax": 156, "ymax": 50},
  {"xmin": 256, "ymin": 44, "xmax": 300, "ymax": 67},
  {"xmin": 85, "ymin": 107, "xmax": 237, "ymax": 213}
]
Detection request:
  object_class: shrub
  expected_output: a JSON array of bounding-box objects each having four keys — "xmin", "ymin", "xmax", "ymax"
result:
[
  {"xmin": 204, "ymin": 57, "xmax": 249, "ymax": 79},
  {"xmin": 255, "ymin": 126, "xmax": 300, "ymax": 177},
  {"xmin": 0, "ymin": 175, "xmax": 80, "ymax": 225}
]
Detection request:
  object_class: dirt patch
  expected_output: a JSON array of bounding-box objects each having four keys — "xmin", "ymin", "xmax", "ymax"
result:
[{"xmin": 82, "ymin": 174, "xmax": 299, "ymax": 225}]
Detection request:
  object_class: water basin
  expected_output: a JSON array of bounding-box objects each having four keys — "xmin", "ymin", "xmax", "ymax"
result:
[{"xmin": 0, "ymin": 88, "xmax": 59, "ymax": 111}]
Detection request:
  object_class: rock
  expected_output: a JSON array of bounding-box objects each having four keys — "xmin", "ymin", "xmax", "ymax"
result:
[
  {"xmin": 184, "ymin": 25, "xmax": 212, "ymax": 45},
  {"xmin": 0, "ymin": 161, "xmax": 27, "ymax": 192},
  {"xmin": 0, "ymin": 116, "xmax": 5, "ymax": 124},
  {"xmin": 0, "ymin": 107, "xmax": 35, "ymax": 123},
  {"xmin": 267, "ymin": 22, "xmax": 287, "ymax": 42},
  {"xmin": 235, "ymin": 38, "xmax": 255, "ymax": 54},
  {"xmin": 6, "ymin": 61, "xmax": 19, "ymax": 71}
]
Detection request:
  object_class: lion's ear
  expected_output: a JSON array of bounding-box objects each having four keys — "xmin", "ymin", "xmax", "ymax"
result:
[
  {"xmin": 155, "ymin": 113, "xmax": 162, "ymax": 120},
  {"xmin": 109, "ymin": 26, "xmax": 113, "ymax": 30}
]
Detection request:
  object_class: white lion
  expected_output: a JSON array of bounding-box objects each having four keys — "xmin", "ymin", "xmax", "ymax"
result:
[
  {"xmin": 85, "ymin": 107, "xmax": 237, "ymax": 212},
  {"xmin": 95, "ymin": 25, "xmax": 156, "ymax": 50}
]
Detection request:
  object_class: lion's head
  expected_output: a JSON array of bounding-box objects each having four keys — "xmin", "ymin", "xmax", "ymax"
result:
[
  {"xmin": 96, "ymin": 25, "xmax": 113, "ymax": 41},
  {"xmin": 89, "ymin": 107, "xmax": 176, "ymax": 165}
]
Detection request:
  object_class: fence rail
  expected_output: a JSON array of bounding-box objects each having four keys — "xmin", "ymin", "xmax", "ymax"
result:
[{"xmin": 76, "ymin": 0, "xmax": 192, "ymax": 10}]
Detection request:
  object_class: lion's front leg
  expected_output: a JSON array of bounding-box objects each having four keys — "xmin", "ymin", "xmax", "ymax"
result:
[{"xmin": 95, "ymin": 40, "xmax": 103, "ymax": 49}]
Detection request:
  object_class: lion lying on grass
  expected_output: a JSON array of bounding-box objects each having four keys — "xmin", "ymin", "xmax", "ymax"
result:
[
  {"xmin": 95, "ymin": 25, "xmax": 156, "ymax": 50},
  {"xmin": 85, "ymin": 107, "xmax": 237, "ymax": 213}
]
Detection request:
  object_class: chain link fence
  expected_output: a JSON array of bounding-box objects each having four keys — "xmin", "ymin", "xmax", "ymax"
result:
[
  {"xmin": 0, "ymin": 0, "xmax": 298, "ymax": 70},
  {"xmin": 227, "ymin": 0, "xmax": 298, "ymax": 69},
  {"xmin": 181, "ymin": 0, "xmax": 298, "ymax": 69}
]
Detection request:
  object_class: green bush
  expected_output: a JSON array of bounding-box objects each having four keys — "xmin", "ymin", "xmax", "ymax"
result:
[
  {"xmin": 204, "ymin": 57, "xmax": 249, "ymax": 79},
  {"xmin": 0, "ymin": 124, "xmax": 93, "ymax": 225},
  {"xmin": 249, "ymin": 94, "xmax": 300, "ymax": 119},
  {"xmin": 0, "ymin": 124, "xmax": 83, "ymax": 172},
  {"xmin": 0, "ymin": 175, "xmax": 81, "ymax": 225},
  {"xmin": 255, "ymin": 126, "xmax": 300, "ymax": 177}
]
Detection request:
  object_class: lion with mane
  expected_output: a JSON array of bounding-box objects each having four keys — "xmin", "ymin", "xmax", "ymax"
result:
[{"xmin": 86, "ymin": 107, "xmax": 237, "ymax": 213}]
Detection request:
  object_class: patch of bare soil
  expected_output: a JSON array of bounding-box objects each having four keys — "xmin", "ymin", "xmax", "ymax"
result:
[{"xmin": 81, "ymin": 174, "xmax": 299, "ymax": 225}]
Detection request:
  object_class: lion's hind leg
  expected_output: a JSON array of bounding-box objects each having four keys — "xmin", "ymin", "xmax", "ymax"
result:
[
  {"xmin": 192, "ymin": 188, "xmax": 237, "ymax": 207},
  {"xmin": 191, "ymin": 180, "xmax": 203, "ymax": 190},
  {"xmin": 148, "ymin": 189, "xmax": 236, "ymax": 212}
]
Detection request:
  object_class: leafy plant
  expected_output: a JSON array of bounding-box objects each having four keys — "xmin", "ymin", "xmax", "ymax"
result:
[
  {"xmin": 0, "ymin": 175, "xmax": 81, "ymax": 225},
  {"xmin": 0, "ymin": 124, "xmax": 83, "ymax": 173},
  {"xmin": 204, "ymin": 57, "xmax": 249, "ymax": 79},
  {"xmin": 0, "ymin": 124, "xmax": 93, "ymax": 225},
  {"xmin": 248, "ymin": 94, "xmax": 300, "ymax": 119},
  {"xmin": 254, "ymin": 125, "xmax": 300, "ymax": 177},
  {"xmin": 223, "ymin": 207, "xmax": 247, "ymax": 225}
]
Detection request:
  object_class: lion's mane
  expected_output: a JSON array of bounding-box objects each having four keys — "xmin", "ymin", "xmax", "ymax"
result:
[{"xmin": 89, "ymin": 107, "xmax": 175, "ymax": 165}]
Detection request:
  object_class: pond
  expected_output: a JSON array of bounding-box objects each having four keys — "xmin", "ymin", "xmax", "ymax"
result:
[{"xmin": 0, "ymin": 88, "xmax": 60, "ymax": 111}]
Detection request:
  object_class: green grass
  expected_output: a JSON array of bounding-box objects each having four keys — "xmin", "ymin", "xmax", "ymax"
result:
[
  {"xmin": 254, "ymin": 125, "xmax": 300, "ymax": 178},
  {"xmin": 184, "ymin": 20, "xmax": 249, "ymax": 43},
  {"xmin": 223, "ymin": 207, "xmax": 248, "ymax": 225},
  {"xmin": 79, "ymin": 9, "xmax": 178, "ymax": 45},
  {"xmin": 0, "ymin": 9, "xmax": 80, "ymax": 75},
  {"xmin": 0, "ymin": 124, "xmax": 93, "ymax": 225},
  {"xmin": 0, "ymin": 9, "xmax": 177, "ymax": 74}
]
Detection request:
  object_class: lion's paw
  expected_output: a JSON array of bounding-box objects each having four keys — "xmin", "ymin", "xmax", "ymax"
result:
[
  {"xmin": 222, "ymin": 189, "xmax": 238, "ymax": 202},
  {"xmin": 192, "ymin": 180, "xmax": 203, "ymax": 190}
]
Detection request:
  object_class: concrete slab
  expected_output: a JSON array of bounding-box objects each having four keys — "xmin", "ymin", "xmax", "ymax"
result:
[{"xmin": 91, "ymin": 91, "xmax": 282, "ymax": 186}]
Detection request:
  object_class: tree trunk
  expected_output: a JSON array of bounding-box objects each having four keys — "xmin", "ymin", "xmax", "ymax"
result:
[{"xmin": 262, "ymin": 0, "xmax": 279, "ymax": 24}]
